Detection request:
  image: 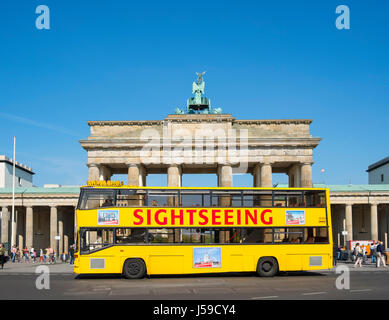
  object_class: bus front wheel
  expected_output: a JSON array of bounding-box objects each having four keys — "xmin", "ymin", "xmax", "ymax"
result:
[
  {"xmin": 257, "ymin": 257, "xmax": 278, "ymax": 277},
  {"xmin": 123, "ymin": 258, "xmax": 146, "ymax": 279}
]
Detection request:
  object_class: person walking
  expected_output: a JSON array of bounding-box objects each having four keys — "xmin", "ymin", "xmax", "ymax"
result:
[
  {"xmin": 23, "ymin": 247, "xmax": 29, "ymax": 263},
  {"xmin": 30, "ymin": 247, "xmax": 35, "ymax": 263},
  {"xmin": 354, "ymin": 243, "xmax": 363, "ymax": 268},
  {"xmin": 39, "ymin": 249, "xmax": 44, "ymax": 263},
  {"xmin": 376, "ymin": 241, "xmax": 386, "ymax": 268},
  {"xmin": 11, "ymin": 245, "xmax": 17, "ymax": 263},
  {"xmin": 0, "ymin": 243, "xmax": 6, "ymax": 269},
  {"xmin": 371, "ymin": 242, "xmax": 377, "ymax": 264},
  {"xmin": 49, "ymin": 247, "xmax": 55, "ymax": 264},
  {"xmin": 69, "ymin": 244, "xmax": 75, "ymax": 265}
]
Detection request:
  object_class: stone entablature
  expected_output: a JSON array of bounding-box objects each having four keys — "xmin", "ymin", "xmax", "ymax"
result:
[{"xmin": 80, "ymin": 114, "xmax": 321, "ymax": 189}]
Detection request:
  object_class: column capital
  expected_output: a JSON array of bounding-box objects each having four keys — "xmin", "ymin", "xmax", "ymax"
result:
[
  {"xmin": 87, "ymin": 163, "xmax": 100, "ymax": 168},
  {"xmin": 345, "ymin": 203, "xmax": 354, "ymax": 207},
  {"xmin": 370, "ymin": 202, "xmax": 378, "ymax": 207},
  {"xmin": 127, "ymin": 163, "xmax": 141, "ymax": 168},
  {"xmin": 300, "ymin": 161, "xmax": 314, "ymax": 166}
]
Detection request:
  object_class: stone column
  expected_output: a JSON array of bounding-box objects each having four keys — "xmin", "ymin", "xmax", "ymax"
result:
[
  {"xmin": 301, "ymin": 162, "xmax": 313, "ymax": 188},
  {"xmin": 128, "ymin": 164, "xmax": 141, "ymax": 186},
  {"xmin": 25, "ymin": 206, "xmax": 33, "ymax": 249},
  {"xmin": 58, "ymin": 211, "xmax": 63, "ymax": 255},
  {"xmin": 50, "ymin": 206, "xmax": 58, "ymax": 256},
  {"xmin": 167, "ymin": 164, "xmax": 182, "ymax": 187},
  {"xmin": 217, "ymin": 164, "xmax": 233, "ymax": 188},
  {"xmin": 1, "ymin": 206, "xmax": 9, "ymax": 244},
  {"xmin": 139, "ymin": 165, "xmax": 147, "ymax": 186},
  {"xmin": 288, "ymin": 163, "xmax": 301, "ymax": 188},
  {"xmin": 253, "ymin": 164, "xmax": 260, "ymax": 187},
  {"xmin": 100, "ymin": 165, "xmax": 112, "ymax": 181},
  {"xmin": 345, "ymin": 203, "xmax": 353, "ymax": 242},
  {"xmin": 370, "ymin": 203, "xmax": 378, "ymax": 242},
  {"xmin": 167, "ymin": 165, "xmax": 181, "ymax": 207},
  {"xmin": 87, "ymin": 163, "xmax": 101, "ymax": 181},
  {"xmin": 260, "ymin": 163, "xmax": 272, "ymax": 188},
  {"xmin": 64, "ymin": 235, "xmax": 69, "ymax": 255}
]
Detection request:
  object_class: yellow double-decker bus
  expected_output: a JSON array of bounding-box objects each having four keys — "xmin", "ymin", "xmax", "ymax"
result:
[{"xmin": 73, "ymin": 184, "xmax": 333, "ymax": 278}]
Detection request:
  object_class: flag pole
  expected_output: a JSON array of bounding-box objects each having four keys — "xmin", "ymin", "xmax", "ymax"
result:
[{"xmin": 11, "ymin": 136, "xmax": 16, "ymax": 248}]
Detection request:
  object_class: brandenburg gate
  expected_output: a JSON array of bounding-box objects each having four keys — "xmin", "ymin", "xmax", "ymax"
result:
[{"xmin": 80, "ymin": 74, "xmax": 320, "ymax": 188}]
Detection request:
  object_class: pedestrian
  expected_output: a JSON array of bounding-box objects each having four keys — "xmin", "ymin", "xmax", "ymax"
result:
[
  {"xmin": 23, "ymin": 247, "xmax": 29, "ymax": 263},
  {"xmin": 354, "ymin": 243, "xmax": 363, "ymax": 268},
  {"xmin": 39, "ymin": 249, "xmax": 44, "ymax": 263},
  {"xmin": 0, "ymin": 243, "xmax": 6, "ymax": 269},
  {"xmin": 69, "ymin": 244, "xmax": 75, "ymax": 265},
  {"xmin": 45, "ymin": 248, "xmax": 50, "ymax": 264},
  {"xmin": 376, "ymin": 241, "xmax": 386, "ymax": 268},
  {"xmin": 361, "ymin": 245, "xmax": 367, "ymax": 264},
  {"xmin": 11, "ymin": 245, "xmax": 17, "ymax": 263},
  {"xmin": 49, "ymin": 247, "xmax": 55, "ymax": 264},
  {"xmin": 30, "ymin": 247, "xmax": 35, "ymax": 263},
  {"xmin": 371, "ymin": 242, "xmax": 377, "ymax": 264}
]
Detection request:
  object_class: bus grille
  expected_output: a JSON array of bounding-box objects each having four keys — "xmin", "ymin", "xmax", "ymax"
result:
[
  {"xmin": 90, "ymin": 258, "xmax": 105, "ymax": 269},
  {"xmin": 309, "ymin": 256, "xmax": 322, "ymax": 267}
]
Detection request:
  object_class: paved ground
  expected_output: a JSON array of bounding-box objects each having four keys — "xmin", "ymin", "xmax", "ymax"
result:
[{"xmin": 0, "ymin": 260, "xmax": 388, "ymax": 300}]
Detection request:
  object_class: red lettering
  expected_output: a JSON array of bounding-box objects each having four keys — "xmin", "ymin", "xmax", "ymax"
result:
[
  {"xmin": 198, "ymin": 209, "xmax": 209, "ymax": 225},
  {"xmin": 261, "ymin": 209, "xmax": 273, "ymax": 225},
  {"xmin": 171, "ymin": 209, "xmax": 184, "ymax": 225},
  {"xmin": 212, "ymin": 209, "xmax": 221, "ymax": 225},
  {"xmin": 187, "ymin": 209, "xmax": 196, "ymax": 226},
  {"xmin": 245, "ymin": 209, "xmax": 257, "ymax": 225},
  {"xmin": 155, "ymin": 209, "xmax": 167, "ymax": 225},
  {"xmin": 133, "ymin": 209, "xmax": 143, "ymax": 225},
  {"xmin": 224, "ymin": 209, "xmax": 234, "ymax": 225},
  {"xmin": 237, "ymin": 209, "xmax": 241, "ymax": 225},
  {"xmin": 147, "ymin": 209, "xmax": 151, "ymax": 225}
]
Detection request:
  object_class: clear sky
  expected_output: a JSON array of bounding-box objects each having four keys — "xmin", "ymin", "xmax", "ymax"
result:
[{"xmin": 0, "ymin": 0, "xmax": 388, "ymax": 187}]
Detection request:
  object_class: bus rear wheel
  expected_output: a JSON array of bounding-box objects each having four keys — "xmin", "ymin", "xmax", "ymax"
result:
[
  {"xmin": 123, "ymin": 258, "xmax": 146, "ymax": 279},
  {"xmin": 257, "ymin": 257, "xmax": 278, "ymax": 277}
]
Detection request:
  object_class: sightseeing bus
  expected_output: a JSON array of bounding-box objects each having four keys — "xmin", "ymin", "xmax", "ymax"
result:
[{"xmin": 73, "ymin": 182, "xmax": 333, "ymax": 278}]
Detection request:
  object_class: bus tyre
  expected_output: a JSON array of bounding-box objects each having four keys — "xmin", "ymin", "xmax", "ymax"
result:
[
  {"xmin": 123, "ymin": 258, "xmax": 146, "ymax": 279},
  {"xmin": 257, "ymin": 257, "xmax": 278, "ymax": 277}
]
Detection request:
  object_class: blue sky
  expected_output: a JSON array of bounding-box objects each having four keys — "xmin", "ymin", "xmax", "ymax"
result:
[{"xmin": 0, "ymin": 0, "xmax": 388, "ymax": 187}]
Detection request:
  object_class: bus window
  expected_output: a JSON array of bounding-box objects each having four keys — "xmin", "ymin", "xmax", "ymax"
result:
[
  {"xmin": 273, "ymin": 193, "xmax": 287, "ymax": 207},
  {"xmin": 274, "ymin": 228, "xmax": 305, "ymax": 243},
  {"xmin": 180, "ymin": 191, "xmax": 211, "ymax": 207},
  {"xmin": 304, "ymin": 227, "xmax": 328, "ymax": 243},
  {"xmin": 287, "ymin": 192, "xmax": 303, "ymax": 207},
  {"xmin": 242, "ymin": 190, "xmax": 273, "ymax": 207},
  {"xmin": 224, "ymin": 228, "xmax": 243, "ymax": 243},
  {"xmin": 180, "ymin": 228, "xmax": 215, "ymax": 243},
  {"xmin": 148, "ymin": 228, "xmax": 175, "ymax": 243},
  {"xmin": 78, "ymin": 189, "xmax": 116, "ymax": 210},
  {"xmin": 242, "ymin": 228, "xmax": 272, "ymax": 244},
  {"xmin": 115, "ymin": 228, "xmax": 147, "ymax": 244},
  {"xmin": 148, "ymin": 190, "xmax": 179, "ymax": 207},
  {"xmin": 81, "ymin": 228, "xmax": 114, "ymax": 253},
  {"xmin": 116, "ymin": 189, "xmax": 146, "ymax": 207},
  {"xmin": 211, "ymin": 190, "xmax": 237, "ymax": 207},
  {"xmin": 304, "ymin": 191, "xmax": 326, "ymax": 207}
]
